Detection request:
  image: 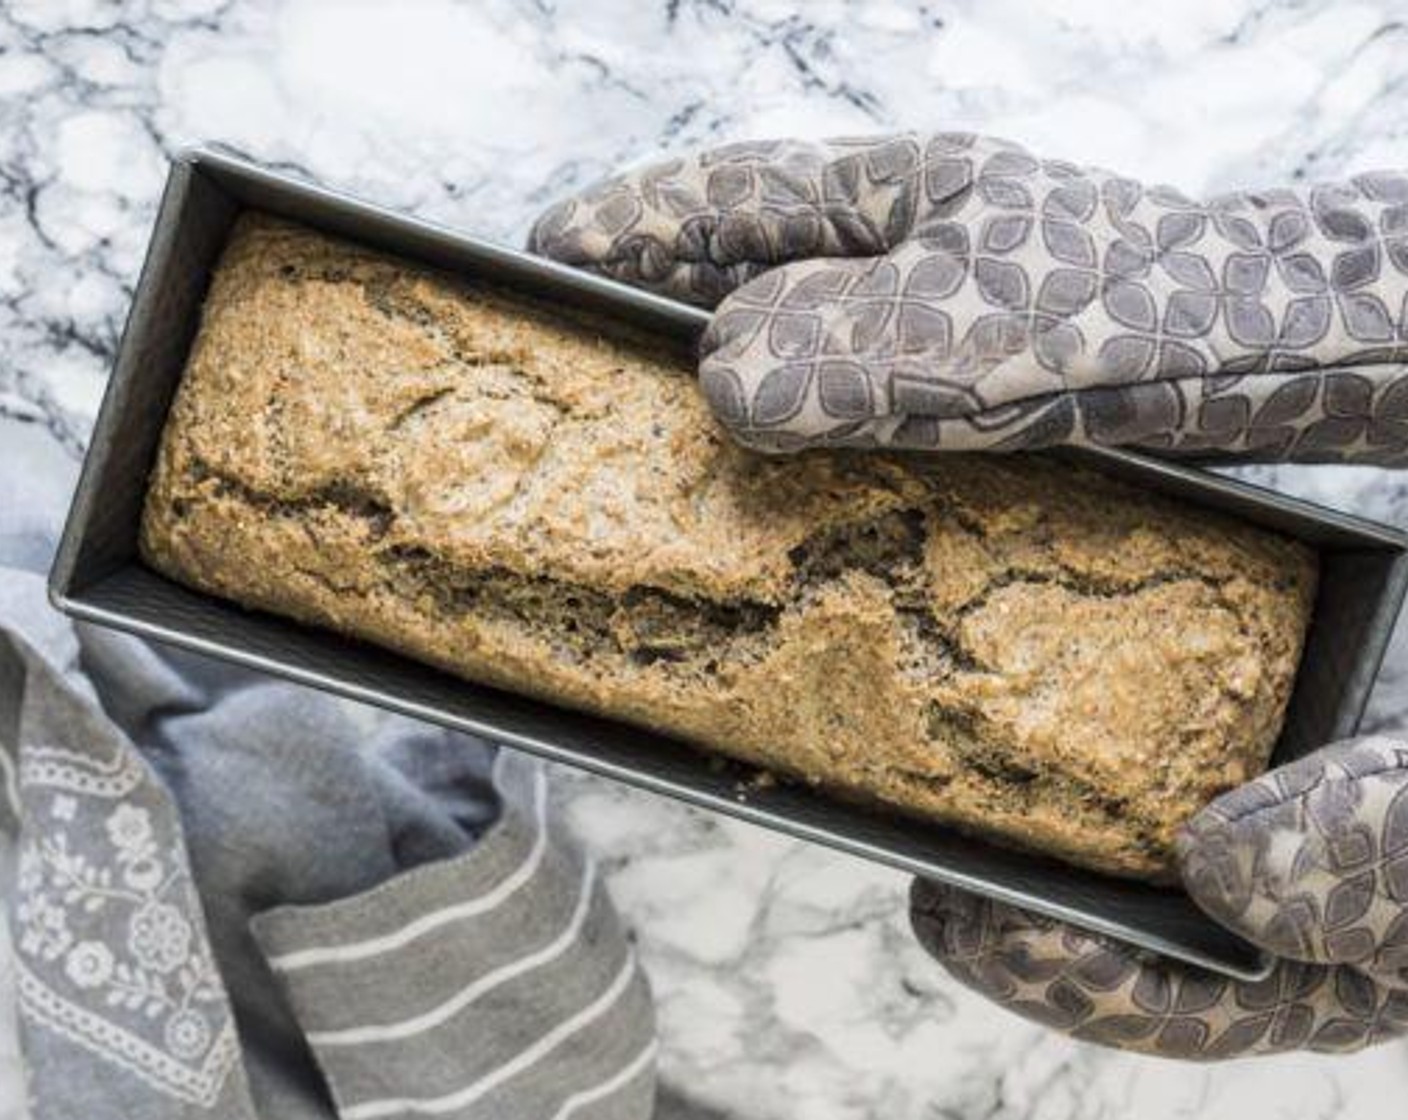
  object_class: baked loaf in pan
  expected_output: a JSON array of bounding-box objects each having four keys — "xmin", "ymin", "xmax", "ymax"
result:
[{"xmin": 140, "ymin": 215, "xmax": 1319, "ymax": 881}]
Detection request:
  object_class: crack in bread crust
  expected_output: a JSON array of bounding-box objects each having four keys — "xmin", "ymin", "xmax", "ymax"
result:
[{"xmin": 138, "ymin": 214, "xmax": 1320, "ymax": 881}]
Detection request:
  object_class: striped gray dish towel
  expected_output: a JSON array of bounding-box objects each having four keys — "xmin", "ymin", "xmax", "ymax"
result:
[
  {"xmin": 253, "ymin": 752, "xmax": 658, "ymax": 1120},
  {"xmin": 0, "ymin": 415, "xmax": 657, "ymax": 1120}
]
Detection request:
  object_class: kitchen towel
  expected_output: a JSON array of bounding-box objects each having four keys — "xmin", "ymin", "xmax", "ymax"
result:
[{"xmin": 0, "ymin": 414, "xmax": 656, "ymax": 1120}]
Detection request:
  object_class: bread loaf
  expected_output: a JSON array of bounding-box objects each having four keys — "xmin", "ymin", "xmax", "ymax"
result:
[{"xmin": 140, "ymin": 214, "xmax": 1318, "ymax": 880}]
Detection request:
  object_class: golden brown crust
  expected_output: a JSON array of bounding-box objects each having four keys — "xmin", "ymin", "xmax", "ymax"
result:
[{"xmin": 139, "ymin": 214, "xmax": 1319, "ymax": 880}]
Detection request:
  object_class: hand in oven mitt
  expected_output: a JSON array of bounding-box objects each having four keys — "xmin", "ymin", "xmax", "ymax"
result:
[
  {"xmin": 528, "ymin": 132, "xmax": 1408, "ymax": 1057},
  {"xmin": 912, "ymin": 737, "xmax": 1408, "ymax": 1058},
  {"xmin": 530, "ymin": 132, "xmax": 1408, "ymax": 462}
]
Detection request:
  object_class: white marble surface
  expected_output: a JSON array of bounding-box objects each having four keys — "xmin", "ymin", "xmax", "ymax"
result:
[{"xmin": 6, "ymin": 1, "xmax": 1408, "ymax": 1116}]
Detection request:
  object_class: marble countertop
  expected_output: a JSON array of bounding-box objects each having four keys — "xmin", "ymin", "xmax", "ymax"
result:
[{"xmin": 5, "ymin": 1, "xmax": 1408, "ymax": 1116}]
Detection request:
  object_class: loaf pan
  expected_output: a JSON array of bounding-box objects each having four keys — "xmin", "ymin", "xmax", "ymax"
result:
[{"xmin": 50, "ymin": 147, "xmax": 1408, "ymax": 982}]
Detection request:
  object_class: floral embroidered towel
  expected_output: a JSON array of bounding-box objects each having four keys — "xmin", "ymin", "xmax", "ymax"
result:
[{"xmin": 0, "ymin": 416, "xmax": 657, "ymax": 1120}]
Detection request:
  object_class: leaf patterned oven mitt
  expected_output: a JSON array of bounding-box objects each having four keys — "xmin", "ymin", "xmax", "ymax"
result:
[
  {"xmin": 528, "ymin": 133, "xmax": 1408, "ymax": 1058},
  {"xmin": 530, "ymin": 132, "xmax": 1408, "ymax": 462}
]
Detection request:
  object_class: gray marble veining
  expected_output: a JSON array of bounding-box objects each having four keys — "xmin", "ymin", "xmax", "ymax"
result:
[{"xmin": 4, "ymin": 1, "xmax": 1408, "ymax": 1116}]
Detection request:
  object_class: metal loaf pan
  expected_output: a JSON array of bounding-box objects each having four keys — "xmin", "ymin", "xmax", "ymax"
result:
[{"xmin": 50, "ymin": 147, "xmax": 1408, "ymax": 981}]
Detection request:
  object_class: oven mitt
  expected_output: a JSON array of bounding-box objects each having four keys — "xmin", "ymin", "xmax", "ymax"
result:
[
  {"xmin": 528, "ymin": 135, "xmax": 1408, "ymax": 1058},
  {"xmin": 913, "ymin": 737, "xmax": 1408, "ymax": 1058},
  {"xmin": 529, "ymin": 132, "xmax": 1408, "ymax": 462}
]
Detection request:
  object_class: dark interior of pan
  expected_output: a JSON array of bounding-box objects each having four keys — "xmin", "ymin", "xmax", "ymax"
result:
[{"xmin": 49, "ymin": 147, "xmax": 1408, "ymax": 981}]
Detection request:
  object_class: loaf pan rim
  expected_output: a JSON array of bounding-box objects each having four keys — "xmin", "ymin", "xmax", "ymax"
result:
[{"xmin": 47, "ymin": 144, "xmax": 1408, "ymax": 984}]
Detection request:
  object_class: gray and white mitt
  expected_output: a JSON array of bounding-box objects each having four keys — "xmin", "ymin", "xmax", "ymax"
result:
[
  {"xmin": 913, "ymin": 738, "xmax": 1408, "ymax": 1059},
  {"xmin": 530, "ymin": 132, "xmax": 1408, "ymax": 462},
  {"xmin": 529, "ymin": 134, "xmax": 1408, "ymax": 1059}
]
